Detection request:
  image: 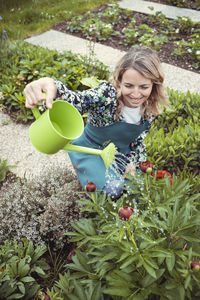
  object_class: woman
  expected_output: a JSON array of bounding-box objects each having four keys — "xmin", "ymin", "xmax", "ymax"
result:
[{"xmin": 24, "ymin": 46, "xmax": 168, "ymax": 199}]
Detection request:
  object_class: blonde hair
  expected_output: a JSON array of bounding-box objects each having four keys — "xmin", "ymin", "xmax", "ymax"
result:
[{"xmin": 110, "ymin": 46, "xmax": 168, "ymax": 119}]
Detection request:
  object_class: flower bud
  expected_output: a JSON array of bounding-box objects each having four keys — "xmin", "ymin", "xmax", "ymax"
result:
[
  {"xmin": 140, "ymin": 160, "xmax": 153, "ymax": 173},
  {"xmin": 190, "ymin": 260, "xmax": 200, "ymax": 272},
  {"xmin": 85, "ymin": 182, "xmax": 96, "ymax": 192},
  {"xmin": 118, "ymin": 206, "xmax": 134, "ymax": 221}
]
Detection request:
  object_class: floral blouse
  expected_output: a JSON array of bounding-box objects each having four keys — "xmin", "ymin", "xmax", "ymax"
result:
[{"xmin": 55, "ymin": 80, "xmax": 154, "ymax": 168}]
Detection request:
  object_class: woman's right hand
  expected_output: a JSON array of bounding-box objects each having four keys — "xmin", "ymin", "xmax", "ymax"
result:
[{"xmin": 24, "ymin": 77, "xmax": 57, "ymax": 109}]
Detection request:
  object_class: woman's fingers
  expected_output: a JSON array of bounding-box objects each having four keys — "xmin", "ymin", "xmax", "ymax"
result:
[{"xmin": 24, "ymin": 77, "xmax": 57, "ymax": 109}]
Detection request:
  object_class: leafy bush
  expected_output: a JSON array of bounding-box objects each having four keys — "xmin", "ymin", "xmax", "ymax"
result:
[
  {"xmin": 0, "ymin": 40, "xmax": 109, "ymax": 122},
  {"xmin": 145, "ymin": 89, "xmax": 200, "ymax": 175},
  {"xmin": 48, "ymin": 173, "xmax": 200, "ymax": 299},
  {"xmin": 0, "ymin": 167, "xmax": 83, "ymax": 250},
  {"xmin": 0, "ymin": 239, "xmax": 49, "ymax": 299}
]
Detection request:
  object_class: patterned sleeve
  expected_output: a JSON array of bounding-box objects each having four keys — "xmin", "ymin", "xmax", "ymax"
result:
[{"xmin": 55, "ymin": 80, "xmax": 116, "ymax": 116}]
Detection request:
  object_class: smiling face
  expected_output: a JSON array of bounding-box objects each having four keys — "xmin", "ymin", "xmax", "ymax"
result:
[{"xmin": 120, "ymin": 68, "xmax": 153, "ymax": 108}]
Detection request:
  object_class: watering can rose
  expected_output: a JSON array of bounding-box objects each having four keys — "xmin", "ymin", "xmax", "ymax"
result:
[
  {"xmin": 118, "ymin": 206, "xmax": 134, "ymax": 220},
  {"xmin": 140, "ymin": 160, "xmax": 153, "ymax": 173},
  {"xmin": 85, "ymin": 182, "xmax": 96, "ymax": 192},
  {"xmin": 190, "ymin": 260, "xmax": 200, "ymax": 272}
]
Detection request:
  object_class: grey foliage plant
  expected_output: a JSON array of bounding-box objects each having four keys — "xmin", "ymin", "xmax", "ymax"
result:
[{"xmin": 0, "ymin": 166, "xmax": 83, "ymax": 250}]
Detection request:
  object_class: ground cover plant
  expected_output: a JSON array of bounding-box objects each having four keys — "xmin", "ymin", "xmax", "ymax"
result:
[
  {"xmin": 53, "ymin": 2, "xmax": 200, "ymax": 73},
  {"xmin": 0, "ymin": 40, "xmax": 109, "ymax": 122}
]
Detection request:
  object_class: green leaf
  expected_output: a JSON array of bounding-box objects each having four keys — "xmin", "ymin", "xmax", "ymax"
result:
[
  {"xmin": 33, "ymin": 266, "xmax": 45, "ymax": 276},
  {"xmin": 118, "ymin": 228, "xmax": 125, "ymax": 242},
  {"xmin": 141, "ymin": 268, "xmax": 165, "ymax": 287},
  {"xmin": 120, "ymin": 256, "xmax": 138, "ymax": 269},
  {"xmin": 103, "ymin": 287, "xmax": 131, "ymax": 297},
  {"xmin": 80, "ymin": 77, "xmax": 101, "ymax": 88},
  {"xmin": 143, "ymin": 262, "xmax": 157, "ymax": 279},
  {"xmin": 73, "ymin": 280, "xmax": 87, "ymax": 299},
  {"xmin": 100, "ymin": 252, "xmax": 117, "ymax": 262},
  {"xmin": 184, "ymin": 274, "xmax": 191, "ymax": 289},
  {"xmin": 90, "ymin": 281, "xmax": 102, "ymax": 300},
  {"xmin": 21, "ymin": 276, "xmax": 35, "ymax": 283},
  {"xmin": 166, "ymin": 253, "xmax": 175, "ymax": 272},
  {"xmin": 17, "ymin": 282, "xmax": 25, "ymax": 295},
  {"xmin": 18, "ymin": 261, "xmax": 30, "ymax": 277}
]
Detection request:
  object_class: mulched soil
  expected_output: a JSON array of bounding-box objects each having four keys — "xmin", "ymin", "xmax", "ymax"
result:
[
  {"xmin": 145, "ymin": 0, "xmax": 199, "ymax": 10},
  {"xmin": 52, "ymin": 3, "xmax": 200, "ymax": 74}
]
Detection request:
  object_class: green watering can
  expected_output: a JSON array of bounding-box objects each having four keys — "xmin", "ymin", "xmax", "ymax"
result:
[{"xmin": 29, "ymin": 100, "xmax": 116, "ymax": 168}]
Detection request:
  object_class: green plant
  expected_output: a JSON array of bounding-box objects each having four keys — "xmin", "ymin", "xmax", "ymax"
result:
[
  {"xmin": 145, "ymin": 89, "xmax": 200, "ymax": 174},
  {"xmin": 49, "ymin": 173, "xmax": 200, "ymax": 299},
  {"xmin": 0, "ymin": 41, "xmax": 109, "ymax": 122},
  {"xmin": 0, "ymin": 157, "xmax": 15, "ymax": 182},
  {"xmin": 0, "ymin": 239, "xmax": 50, "ymax": 299}
]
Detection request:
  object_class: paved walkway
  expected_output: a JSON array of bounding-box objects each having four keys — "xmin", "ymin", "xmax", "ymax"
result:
[{"xmin": 1, "ymin": 0, "xmax": 200, "ymax": 181}]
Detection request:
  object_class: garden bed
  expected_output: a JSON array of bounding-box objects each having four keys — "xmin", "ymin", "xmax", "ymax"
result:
[
  {"xmin": 52, "ymin": 2, "xmax": 200, "ymax": 74},
  {"xmin": 145, "ymin": 0, "xmax": 200, "ymax": 10}
]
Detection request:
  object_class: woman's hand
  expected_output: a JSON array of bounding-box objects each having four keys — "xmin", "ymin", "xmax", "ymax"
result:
[{"xmin": 24, "ymin": 77, "xmax": 57, "ymax": 109}]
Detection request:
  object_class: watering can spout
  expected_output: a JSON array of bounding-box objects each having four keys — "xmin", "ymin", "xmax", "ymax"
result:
[{"xmin": 63, "ymin": 142, "xmax": 116, "ymax": 169}]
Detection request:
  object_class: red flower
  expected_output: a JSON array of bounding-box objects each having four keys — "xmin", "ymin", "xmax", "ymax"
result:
[
  {"xmin": 190, "ymin": 260, "xmax": 200, "ymax": 272},
  {"xmin": 85, "ymin": 182, "xmax": 96, "ymax": 192},
  {"xmin": 152, "ymin": 170, "xmax": 173, "ymax": 186},
  {"xmin": 140, "ymin": 160, "xmax": 153, "ymax": 173},
  {"xmin": 43, "ymin": 295, "xmax": 50, "ymax": 300},
  {"xmin": 118, "ymin": 206, "xmax": 134, "ymax": 221}
]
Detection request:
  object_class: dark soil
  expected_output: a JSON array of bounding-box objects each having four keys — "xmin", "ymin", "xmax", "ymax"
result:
[
  {"xmin": 144, "ymin": 0, "xmax": 200, "ymax": 10},
  {"xmin": 52, "ymin": 4, "xmax": 200, "ymax": 74}
]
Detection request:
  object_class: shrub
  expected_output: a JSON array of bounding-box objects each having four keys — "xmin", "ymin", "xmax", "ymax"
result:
[
  {"xmin": 0, "ymin": 239, "xmax": 49, "ymax": 299},
  {"xmin": 0, "ymin": 167, "xmax": 83, "ymax": 250},
  {"xmin": 145, "ymin": 89, "xmax": 200, "ymax": 175},
  {"xmin": 48, "ymin": 173, "xmax": 200, "ymax": 299}
]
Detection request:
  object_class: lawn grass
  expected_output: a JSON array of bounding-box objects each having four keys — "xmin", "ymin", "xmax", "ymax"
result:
[{"xmin": 0, "ymin": 0, "xmax": 112, "ymax": 41}]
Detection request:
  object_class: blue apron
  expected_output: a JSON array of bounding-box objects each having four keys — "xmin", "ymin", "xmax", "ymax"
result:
[{"xmin": 68, "ymin": 121, "xmax": 150, "ymax": 190}]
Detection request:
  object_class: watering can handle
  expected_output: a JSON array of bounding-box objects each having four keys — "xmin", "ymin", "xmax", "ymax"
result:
[
  {"xmin": 31, "ymin": 93, "xmax": 47, "ymax": 120},
  {"xmin": 32, "ymin": 107, "xmax": 42, "ymax": 120}
]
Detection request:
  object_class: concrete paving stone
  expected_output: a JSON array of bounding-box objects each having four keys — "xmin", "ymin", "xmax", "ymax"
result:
[{"xmin": 119, "ymin": 0, "xmax": 200, "ymax": 22}]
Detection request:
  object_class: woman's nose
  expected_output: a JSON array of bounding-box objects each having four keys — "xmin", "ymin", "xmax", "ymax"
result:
[{"xmin": 130, "ymin": 87, "xmax": 141, "ymax": 97}]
